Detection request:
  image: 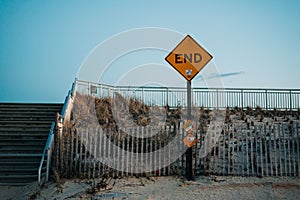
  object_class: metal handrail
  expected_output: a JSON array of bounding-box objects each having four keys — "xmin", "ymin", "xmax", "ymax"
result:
[
  {"xmin": 61, "ymin": 90, "xmax": 71, "ymax": 117},
  {"xmin": 76, "ymin": 79, "xmax": 300, "ymax": 92},
  {"xmin": 38, "ymin": 122, "xmax": 55, "ymax": 184},
  {"xmin": 61, "ymin": 78, "xmax": 77, "ymax": 117},
  {"xmin": 38, "ymin": 78, "xmax": 78, "ymax": 185},
  {"xmin": 75, "ymin": 79, "xmax": 300, "ymax": 110},
  {"xmin": 38, "ymin": 79, "xmax": 77, "ymax": 184}
]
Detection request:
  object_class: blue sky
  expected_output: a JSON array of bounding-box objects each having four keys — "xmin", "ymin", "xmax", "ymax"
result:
[{"xmin": 0, "ymin": 0, "xmax": 300, "ymax": 102}]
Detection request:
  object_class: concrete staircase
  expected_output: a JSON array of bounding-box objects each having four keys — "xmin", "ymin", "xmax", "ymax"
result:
[{"xmin": 0, "ymin": 103, "xmax": 63, "ymax": 185}]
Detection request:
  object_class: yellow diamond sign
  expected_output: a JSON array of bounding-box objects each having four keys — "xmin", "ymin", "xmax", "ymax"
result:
[{"xmin": 165, "ymin": 35, "xmax": 213, "ymax": 81}]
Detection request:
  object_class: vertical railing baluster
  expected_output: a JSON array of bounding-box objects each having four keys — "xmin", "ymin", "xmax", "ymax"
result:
[
  {"xmin": 114, "ymin": 127, "xmax": 118, "ymax": 177},
  {"xmin": 246, "ymin": 129, "xmax": 249, "ymax": 176},
  {"xmin": 134, "ymin": 127, "xmax": 137, "ymax": 176},
  {"xmin": 126, "ymin": 128, "xmax": 130, "ymax": 176},
  {"xmin": 88, "ymin": 128, "xmax": 92, "ymax": 180},
  {"xmin": 241, "ymin": 89, "xmax": 244, "ymax": 110},
  {"xmin": 83, "ymin": 128, "xmax": 88, "ymax": 178},
  {"xmin": 131, "ymin": 128, "xmax": 134, "ymax": 176},
  {"xmin": 265, "ymin": 89, "xmax": 268, "ymax": 110},
  {"xmin": 159, "ymin": 125, "xmax": 162, "ymax": 176},
  {"xmin": 75, "ymin": 128, "xmax": 79, "ymax": 173},
  {"xmin": 296, "ymin": 123, "xmax": 300, "ymax": 176},
  {"xmin": 217, "ymin": 125, "xmax": 221, "ymax": 176},
  {"xmin": 259, "ymin": 125, "xmax": 263, "ymax": 177},
  {"xmin": 149, "ymin": 127, "xmax": 152, "ymax": 176},
  {"xmin": 162, "ymin": 126, "xmax": 165, "ymax": 176},
  {"xmin": 70, "ymin": 128, "xmax": 74, "ymax": 174},
  {"xmin": 216, "ymin": 89, "xmax": 219, "ymax": 109},
  {"xmin": 116, "ymin": 128, "xmax": 120, "ymax": 177},
  {"xmin": 234, "ymin": 125, "xmax": 237, "ymax": 175},
  {"xmin": 121, "ymin": 127, "xmax": 125, "ymax": 177},
  {"xmin": 278, "ymin": 124, "xmax": 282, "ymax": 176},
  {"xmin": 56, "ymin": 124, "xmax": 60, "ymax": 171},
  {"xmin": 223, "ymin": 127, "xmax": 226, "ymax": 176},
  {"xmin": 292, "ymin": 124, "xmax": 296, "ymax": 176},
  {"xmin": 287, "ymin": 124, "xmax": 292, "ymax": 176},
  {"xmin": 250, "ymin": 128, "xmax": 254, "ymax": 176},
  {"xmin": 79, "ymin": 129, "xmax": 83, "ymax": 177},
  {"xmin": 104, "ymin": 127, "xmax": 112, "ymax": 176},
  {"xmin": 207, "ymin": 125, "xmax": 211, "ymax": 175},
  {"xmin": 103, "ymin": 128, "xmax": 107, "ymax": 177},
  {"xmin": 254, "ymin": 125, "xmax": 258, "ymax": 176},
  {"xmin": 168, "ymin": 126, "xmax": 171, "ymax": 176},
  {"xmin": 264, "ymin": 124, "xmax": 268, "ymax": 176},
  {"xmin": 236, "ymin": 125, "xmax": 240, "ymax": 176},
  {"xmin": 97, "ymin": 129, "xmax": 101, "ymax": 179},
  {"xmin": 141, "ymin": 127, "xmax": 144, "ymax": 175},
  {"xmin": 92, "ymin": 128, "xmax": 97, "ymax": 180},
  {"xmin": 231, "ymin": 126, "xmax": 235, "ymax": 176},
  {"xmin": 227, "ymin": 127, "xmax": 231, "ymax": 175},
  {"xmin": 273, "ymin": 125, "xmax": 278, "ymax": 176},
  {"xmin": 60, "ymin": 127, "xmax": 64, "ymax": 172},
  {"xmin": 289, "ymin": 90, "xmax": 292, "ymax": 110},
  {"xmin": 268, "ymin": 125, "xmax": 273, "ymax": 176},
  {"xmin": 65, "ymin": 128, "xmax": 69, "ymax": 174},
  {"xmin": 136, "ymin": 127, "xmax": 139, "ymax": 176},
  {"xmin": 149, "ymin": 127, "xmax": 153, "ymax": 176},
  {"xmin": 145, "ymin": 127, "xmax": 149, "ymax": 175},
  {"xmin": 283, "ymin": 125, "xmax": 287, "ymax": 176}
]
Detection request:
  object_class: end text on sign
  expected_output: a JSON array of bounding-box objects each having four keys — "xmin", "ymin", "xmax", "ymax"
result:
[{"xmin": 175, "ymin": 53, "xmax": 202, "ymax": 64}]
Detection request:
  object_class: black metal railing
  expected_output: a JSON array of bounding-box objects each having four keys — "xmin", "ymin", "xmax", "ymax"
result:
[{"xmin": 75, "ymin": 79, "xmax": 300, "ymax": 110}]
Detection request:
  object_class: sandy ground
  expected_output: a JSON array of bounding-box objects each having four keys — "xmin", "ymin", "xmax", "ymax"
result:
[{"xmin": 1, "ymin": 175, "xmax": 300, "ymax": 200}]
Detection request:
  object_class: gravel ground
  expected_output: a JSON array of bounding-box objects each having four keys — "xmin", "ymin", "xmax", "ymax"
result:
[{"xmin": 1, "ymin": 176, "xmax": 300, "ymax": 200}]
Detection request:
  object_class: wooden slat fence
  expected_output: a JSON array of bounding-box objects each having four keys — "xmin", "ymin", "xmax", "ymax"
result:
[{"xmin": 54, "ymin": 123, "xmax": 300, "ymax": 179}]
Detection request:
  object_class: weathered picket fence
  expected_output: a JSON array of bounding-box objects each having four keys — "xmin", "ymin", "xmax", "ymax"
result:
[{"xmin": 54, "ymin": 122, "xmax": 300, "ymax": 179}]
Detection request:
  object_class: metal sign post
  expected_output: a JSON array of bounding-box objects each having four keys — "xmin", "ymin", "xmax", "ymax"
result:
[
  {"xmin": 186, "ymin": 80, "xmax": 193, "ymax": 180},
  {"xmin": 165, "ymin": 35, "xmax": 213, "ymax": 181}
]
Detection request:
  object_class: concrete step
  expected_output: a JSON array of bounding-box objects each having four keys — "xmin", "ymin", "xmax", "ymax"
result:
[
  {"xmin": 0, "ymin": 160, "xmax": 40, "ymax": 167},
  {"xmin": 0, "ymin": 103, "xmax": 63, "ymax": 185},
  {"xmin": 0, "ymin": 123, "xmax": 52, "ymax": 129},
  {"xmin": 0, "ymin": 167, "xmax": 44, "ymax": 175},
  {"xmin": 0, "ymin": 130, "xmax": 49, "ymax": 134},
  {"xmin": 0, "ymin": 110, "xmax": 60, "ymax": 116},
  {"xmin": 0, "ymin": 119, "xmax": 53, "ymax": 123},
  {"xmin": 0, "ymin": 134, "xmax": 48, "ymax": 141},
  {"xmin": 0, "ymin": 143, "xmax": 45, "ymax": 149},
  {"xmin": 0, "ymin": 153, "xmax": 44, "ymax": 162},
  {"xmin": 0, "ymin": 154, "xmax": 47, "ymax": 185},
  {"xmin": 0, "ymin": 124, "xmax": 52, "ymax": 129},
  {"xmin": 0, "ymin": 146, "xmax": 44, "ymax": 153},
  {"xmin": 0, "ymin": 127, "xmax": 51, "ymax": 132},
  {"xmin": 0, "ymin": 136, "xmax": 47, "ymax": 140},
  {"xmin": 0, "ymin": 103, "xmax": 62, "ymax": 108},
  {"xmin": 0, "ymin": 154, "xmax": 44, "ymax": 171},
  {"xmin": 0, "ymin": 115, "xmax": 55, "ymax": 121},
  {"xmin": 0, "ymin": 120, "xmax": 53, "ymax": 124},
  {"xmin": 0, "ymin": 174, "xmax": 41, "ymax": 185},
  {"xmin": 0, "ymin": 154, "xmax": 42, "ymax": 162},
  {"xmin": 0, "ymin": 112, "xmax": 58, "ymax": 116},
  {"xmin": 0, "ymin": 140, "xmax": 46, "ymax": 146},
  {"xmin": 0, "ymin": 104, "xmax": 61, "ymax": 111}
]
